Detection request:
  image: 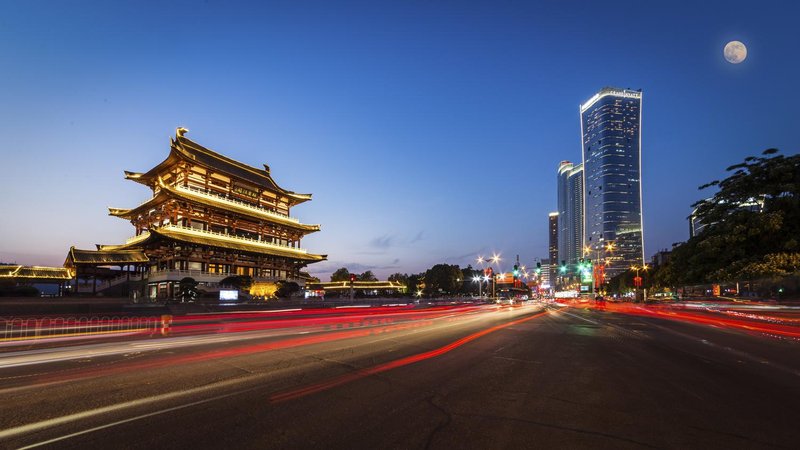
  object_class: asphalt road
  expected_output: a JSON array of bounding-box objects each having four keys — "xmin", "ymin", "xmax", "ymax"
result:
[{"xmin": 1, "ymin": 303, "xmax": 799, "ymax": 449}]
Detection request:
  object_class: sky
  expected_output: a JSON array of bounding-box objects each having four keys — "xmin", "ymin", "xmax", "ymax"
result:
[{"xmin": 0, "ymin": 0, "xmax": 798, "ymax": 280}]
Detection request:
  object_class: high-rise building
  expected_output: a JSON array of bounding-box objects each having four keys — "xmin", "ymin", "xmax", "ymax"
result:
[
  {"xmin": 539, "ymin": 258, "xmax": 551, "ymax": 289},
  {"xmin": 548, "ymin": 212, "xmax": 558, "ymax": 284},
  {"xmin": 557, "ymin": 161, "xmax": 584, "ymax": 269},
  {"xmin": 580, "ymin": 87, "xmax": 644, "ymax": 278}
]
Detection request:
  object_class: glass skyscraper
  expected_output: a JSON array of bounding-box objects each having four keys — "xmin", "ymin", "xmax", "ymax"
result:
[
  {"xmin": 548, "ymin": 211, "xmax": 558, "ymax": 286},
  {"xmin": 580, "ymin": 87, "xmax": 644, "ymax": 278},
  {"xmin": 557, "ymin": 161, "xmax": 584, "ymax": 269}
]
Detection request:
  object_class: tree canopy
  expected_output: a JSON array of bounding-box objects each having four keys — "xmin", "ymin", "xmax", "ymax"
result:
[
  {"xmin": 358, "ymin": 270, "xmax": 378, "ymax": 281},
  {"xmin": 424, "ymin": 264, "xmax": 463, "ymax": 295},
  {"xmin": 665, "ymin": 149, "xmax": 800, "ymax": 285},
  {"xmin": 330, "ymin": 267, "xmax": 350, "ymax": 282}
]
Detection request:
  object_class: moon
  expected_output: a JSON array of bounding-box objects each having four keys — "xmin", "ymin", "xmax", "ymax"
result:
[{"xmin": 724, "ymin": 41, "xmax": 747, "ymax": 64}]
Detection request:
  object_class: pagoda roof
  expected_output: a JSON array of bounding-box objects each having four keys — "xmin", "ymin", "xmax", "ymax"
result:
[
  {"xmin": 0, "ymin": 265, "xmax": 72, "ymax": 281},
  {"xmin": 64, "ymin": 247, "xmax": 150, "ymax": 267},
  {"xmin": 108, "ymin": 178, "xmax": 320, "ymax": 233},
  {"xmin": 126, "ymin": 128, "xmax": 312, "ymax": 205},
  {"xmin": 100, "ymin": 226, "xmax": 327, "ymax": 263}
]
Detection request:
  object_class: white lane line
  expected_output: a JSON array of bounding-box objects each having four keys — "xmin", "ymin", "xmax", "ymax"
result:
[
  {"xmin": 560, "ymin": 310, "xmax": 601, "ymax": 325},
  {"xmin": 0, "ymin": 372, "xmax": 266, "ymax": 443},
  {"xmin": 18, "ymin": 388, "xmax": 253, "ymax": 449}
]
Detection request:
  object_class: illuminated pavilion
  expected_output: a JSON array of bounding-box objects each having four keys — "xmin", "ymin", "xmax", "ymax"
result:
[{"xmin": 65, "ymin": 128, "xmax": 326, "ymax": 299}]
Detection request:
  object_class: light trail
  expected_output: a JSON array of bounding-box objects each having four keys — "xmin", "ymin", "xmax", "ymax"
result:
[
  {"xmin": 270, "ymin": 307, "xmax": 558, "ymax": 403},
  {"xmin": 581, "ymin": 302, "xmax": 800, "ymax": 339},
  {"xmin": 0, "ymin": 305, "xmax": 552, "ymax": 447},
  {"xmin": 0, "ymin": 305, "xmax": 494, "ymax": 390}
]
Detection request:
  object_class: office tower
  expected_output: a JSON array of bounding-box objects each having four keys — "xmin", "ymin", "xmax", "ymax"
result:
[
  {"xmin": 548, "ymin": 212, "xmax": 558, "ymax": 284},
  {"xmin": 557, "ymin": 161, "xmax": 584, "ymax": 269},
  {"xmin": 580, "ymin": 87, "xmax": 644, "ymax": 278}
]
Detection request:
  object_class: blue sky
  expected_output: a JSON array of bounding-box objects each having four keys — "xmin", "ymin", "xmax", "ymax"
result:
[{"xmin": 0, "ymin": 0, "xmax": 798, "ymax": 279}]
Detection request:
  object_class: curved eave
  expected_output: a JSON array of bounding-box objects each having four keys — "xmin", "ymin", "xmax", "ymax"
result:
[
  {"xmin": 286, "ymin": 193, "xmax": 312, "ymax": 206},
  {"xmin": 174, "ymin": 135, "xmax": 314, "ymax": 204},
  {"xmin": 157, "ymin": 181, "xmax": 321, "ymax": 232},
  {"xmin": 108, "ymin": 190, "xmax": 172, "ymax": 220},
  {"xmin": 150, "ymin": 228, "xmax": 326, "ymax": 262},
  {"xmin": 123, "ymin": 147, "xmax": 182, "ymax": 186},
  {"xmin": 124, "ymin": 171, "xmax": 145, "ymax": 182}
]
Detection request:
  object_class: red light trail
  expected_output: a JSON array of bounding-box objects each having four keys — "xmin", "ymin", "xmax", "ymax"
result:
[
  {"xmin": 269, "ymin": 308, "xmax": 557, "ymax": 403},
  {"xmin": 579, "ymin": 302, "xmax": 800, "ymax": 339}
]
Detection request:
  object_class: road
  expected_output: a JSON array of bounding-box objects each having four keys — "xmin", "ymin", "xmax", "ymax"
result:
[{"xmin": 1, "ymin": 303, "xmax": 799, "ymax": 449}]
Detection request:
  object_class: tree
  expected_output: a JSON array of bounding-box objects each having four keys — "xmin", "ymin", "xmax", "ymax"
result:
[
  {"xmin": 406, "ymin": 273, "xmax": 423, "ymax": 297},
  {"xmin": 670, "ymin": 149, "xmax": 800, "ymax": 284},
  {"xmin": 219, "ymin": 275, "xmax": 253, "ymax": 291},
  {"xmin": 177, "ymin": 277, "xmax": 199, "ymax": 303},
  {"xmin": 460, "ymin": 265, "xmax": 481, "ymax": 294},
  {"xmin": 424, "ymin": 264, "xmax": 463, "ymax": 296},
  {"xmin": 330, "ymin": 267, "xmax": 350, "ymax": 282},
  {"xmin": 358, "ymin": 270, "xmax": 378, "ymax": 281},
  {"xmin": 276, "ymin": 281, "xmax": 301, "ymax": 298},
  {"xmin": 388, "ymin": 273, "xmax": 408, "ymax": 284}
]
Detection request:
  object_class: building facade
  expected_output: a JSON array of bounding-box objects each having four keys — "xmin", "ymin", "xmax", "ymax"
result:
[
  {"xmin": 66, "ymin": 128, "xmax": 326, "ymax": 299},
  {"xmin": 580, "ymin": 87, "xmax": 644, "ymax": 278},
  {"xmin": 548, "ymin": 212, "xmax": 558, "ymax": 285},
  {"xmin": 538, "ymin": 258, "xmax": 551, "ymax": 290},
  {"xmin": 557, "ymin": 161, "xmax": 584, "ymax": 269}
]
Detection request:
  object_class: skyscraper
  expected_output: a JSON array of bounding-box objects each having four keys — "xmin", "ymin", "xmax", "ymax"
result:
[
  {"xmin": 557, "ymin": 161, "xmax": 584, "ymax": 271},
  {"xmin": 580, "ymin": 87, "xmax": 644, "ymax": 278},
  {"xmin": 548, "ymin": 212, "xmax": 558, "ymax": 285}
]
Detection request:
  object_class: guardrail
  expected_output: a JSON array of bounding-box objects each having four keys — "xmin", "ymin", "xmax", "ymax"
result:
[{"xmin": 1, "ymin": 315, "xmax": 172, "ymax": 342}]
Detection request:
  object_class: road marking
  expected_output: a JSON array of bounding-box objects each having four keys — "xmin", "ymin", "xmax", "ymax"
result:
[
  {"xmin": 0, "ymin": 373, "xmax": 268, "ymax": 443},
  {"xmin": 560, "ymin": 310, "xmax": 601, "ymax": 325},
  {"xmin": 17, "ymin": 389, "xmax": 253, "ymax": 449}
]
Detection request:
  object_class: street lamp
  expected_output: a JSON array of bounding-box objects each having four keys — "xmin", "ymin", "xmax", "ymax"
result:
[
  {"xmin": 490, "ymin": 253, "xmax": 501, "ymax": 299},
  {"xmin": 631, "ymin": 264, "xmax": 649, "ymax": 302},
  {"xmin": 472, "ymin": 275, "xmax": 482, "ymax": 298}
]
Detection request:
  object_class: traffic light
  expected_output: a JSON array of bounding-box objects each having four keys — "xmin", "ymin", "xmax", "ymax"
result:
[
  {"xmin": 535, "ymin": 261, "xmax": 542, "ymax": 275},
  {"xmin": 349, "ymin": 273, "xmax": 356, "ymax": 283},
  {"xmin": 513, "ymin": 264, "xmax": 519, "ymax": 278}
]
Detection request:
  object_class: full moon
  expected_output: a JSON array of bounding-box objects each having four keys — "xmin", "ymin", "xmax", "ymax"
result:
[{"xmin": 724, "ymin": 41, "xmax": 747, "ymax": 64}]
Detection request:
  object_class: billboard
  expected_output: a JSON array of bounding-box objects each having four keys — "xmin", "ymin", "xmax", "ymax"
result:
[
  {"xmin": 495, "ymin": 273, "xmax": 514, "ymax": 284},
  {"xmin": 219, "ymin": 290, "xmax": 239, "ymax": 302}
]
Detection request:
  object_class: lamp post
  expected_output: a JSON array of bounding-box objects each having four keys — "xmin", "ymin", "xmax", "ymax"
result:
[
  {"xmin": 584, "ymin": 241, "xmax": 615, "ymax": 295},
  {"xmin": 631, "ymin": 264, "xmax": 649, "ymax": 302},
  {"xmin": 490, "ymin": 254, "xmax": 501, "ymax": 300}
]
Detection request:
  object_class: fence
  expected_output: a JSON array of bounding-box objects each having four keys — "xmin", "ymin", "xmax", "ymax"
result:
[{"xmin": 1, "ymin": 315, "xmax": 171, "ymax": 342}]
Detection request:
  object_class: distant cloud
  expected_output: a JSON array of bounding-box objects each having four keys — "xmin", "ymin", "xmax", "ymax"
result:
[
  {"xmin": 369, "ymin": 234, "xmax": 395, "ymax": 249},
  {"xmin": 311, "ymin": 260, "xmax": 402, "ymax": 277},
  {"xmin": 367, "ymin": 230, "xmax": 424, "ymax": 250},
  {"xmin": 443, "ymin": 247, "xmax": 489, "ymax": 264}
]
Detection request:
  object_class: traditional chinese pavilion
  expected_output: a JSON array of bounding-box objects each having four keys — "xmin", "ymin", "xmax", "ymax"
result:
[{"xmin": 66, "ymin": 128, "xmax": 326, "ymax": 299}]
